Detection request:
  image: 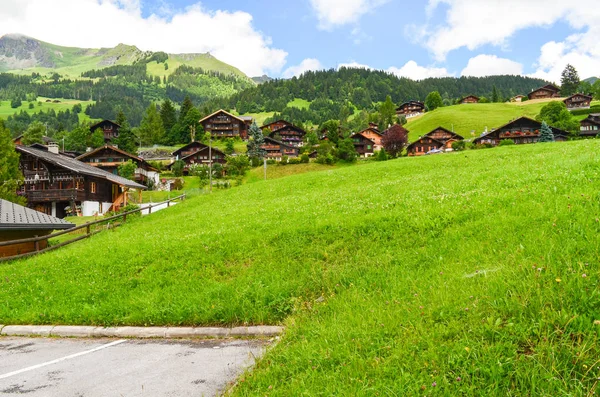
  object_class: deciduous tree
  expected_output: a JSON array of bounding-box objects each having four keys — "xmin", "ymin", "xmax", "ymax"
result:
[
  {"xmin": 425, "ymin": 91, "xmax": 443, "ymax": 111},
  {"xmin": 118, "ymin": 160, "xmax": 137, "ymax": 181},
  {"xmin": 22, "ymin": 121, "xmax": 45, "ymax": 145},
  {"xmin": 382, "ymin": 124, "xmax": 408, "ymax": 157}
]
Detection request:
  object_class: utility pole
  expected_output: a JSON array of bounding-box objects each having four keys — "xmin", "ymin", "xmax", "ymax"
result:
[{"xmin": 209, "ymin": 134, "xmax": 212, "ymax": 193}]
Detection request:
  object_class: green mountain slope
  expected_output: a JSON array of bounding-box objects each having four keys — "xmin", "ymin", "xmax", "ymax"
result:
[
  {"xmin": 2, "ymin": 140, "xmax": 600, "ymax": 395},
  {"xmin": 0, "ymin": 33, "xmax": 247, "ymax": 79}
]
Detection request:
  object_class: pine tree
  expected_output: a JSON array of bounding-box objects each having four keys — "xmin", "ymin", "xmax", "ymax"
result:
[
  {"xmin": 492, "ymin": 85, "xmax": 499, "ymax": 103},
  {"xmin": 539, "ymin": 121, "xmax": 554, "ymax": 142},
  {"xmin": 113, "ymin": 112, "xmax": 138, "ymax": 154},
  {"xmin": 560, "ymin": 64, "xmax": 580, "ymax": 97},
  {"xmin": 160, "ymin": 99, "xmax": 177, "ymax": 138},
  {"xmin": 246, "ymin": 122, "xmax": 266, "ymax": 159},
  {"xmin": 138, "ymin": 104, "xmax": 165, "ymax": 146},
  {"xmin": 179, "ymin": 96, "xmax": 194, "ymax": 123},
  {"xmin": 378, "ymin": 95, "xmax": 396, "ymax": 129},
  {"xmin": 0, "ymin": 121, "xmax": 24, "ymax": 204}
]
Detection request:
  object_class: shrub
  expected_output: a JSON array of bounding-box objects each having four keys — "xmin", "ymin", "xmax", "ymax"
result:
[
  {"xmin": 452, "ymin": 141, "xmax": 466, "ymax": 151},
  {"xmin": 267, "ymin": 159, "xmax": 276, "ymax": 165},
  {"xmin": 171, "ymin": 160, "xmax": 185, "ymax": 177},
  {"xmin": 171, "ymin": 178, "xmax": 184, "ymax": 191},
  {"xmin": 300, "ymin": 154, "xmax": 310, "ymax": 163},
  {"xmin": 499, "ymin": 139, "xmax": 515, "ymax": 146},
  {"xmin": 280, "ymin": 155, "xmax": 289, "ymax": 165},
  {"xmin": 288, "ymin": 157, "xmax": 301, "ymax": 165}
]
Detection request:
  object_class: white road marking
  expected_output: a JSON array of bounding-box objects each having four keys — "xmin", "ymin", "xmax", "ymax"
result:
[{"xmin": 0, "ymin": 339, "xmax": 128, "ymax": 380}]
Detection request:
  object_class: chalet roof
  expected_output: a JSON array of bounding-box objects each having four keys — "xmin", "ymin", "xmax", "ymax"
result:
[
  {"xmin": 270, "ymin": 124, "xmax": 307, "ymax": 135},
  {"xmin": 397, "ymin": 100, "xmax": 425, "ymax": 109},
  {"xmin": 350, "ymin": 132, "xmax": 376, "ymax": 144},
  {"xmin": 76, "ymin": 145, "xmax": 158, "ymax": 172},
  {"xmin": 406, "ymin": 136, "xmax": 445, "ymax": 150},
  {"xmin": 263, "ymin": 136, "xmax": 295, "ymax": 148},
  {"xmin": 171, "ymin": 141, "xmax": 209, "ymax": 157},
  {"xmin": 475, "ymin": 116, "xmax": 569, "ymax": 141},
  {"xmin": 199, "ymin": 109, "xmax": 247, "ymax": 124},
  {"xmin": 541, "ymin": 84, "xmax": 560, "ymax": 92},
  {"xmin": 16, "ymin": 145, "xmax": 146, "ymax": 190},
  {"xmin": 564, "ymin": 93, "xmax": 593, "ymax": 101},
  {"xmin": 460, "ymin": 95, "xmax": 480, "ymax": 101},
  {"xmin": 424, "ymin": 126, "xmax": 464, "ymax": 140},
  {"xmin": 239, "ymin": 116, "xmax": 254, "ymax": 122},
  {"xmin": 179, "ymin": 145, "xmax": 226, "ymax": 162},
  {"xmin": 0, "ymin": 199, "xmax": 75, "ymax": 231},
  {"xmin": 357, "ymin": 127, "xmax": 383, "ymax": 136},
  {"xmin": 260, "ymin": 120, "xmax": 292, "ymax": 129},
  {"xmin": 89, "ymin": 120, "xmax": 121, "ymax": 131}
]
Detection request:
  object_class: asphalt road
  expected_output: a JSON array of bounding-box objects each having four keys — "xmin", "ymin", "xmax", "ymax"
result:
[{"xmin": 0, "ymin": 337, "xmax": 266, "ymax": 396}]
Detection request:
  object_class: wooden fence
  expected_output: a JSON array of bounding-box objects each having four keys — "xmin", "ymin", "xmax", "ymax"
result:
[{"xmin": 0, "ymin": 194, "xmax": 186, "ymax": 263}]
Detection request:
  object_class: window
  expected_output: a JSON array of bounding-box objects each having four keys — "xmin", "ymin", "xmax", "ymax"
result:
[{"xmin": 91, "ymin": 182, "xmax": 97, "ymax": 194}]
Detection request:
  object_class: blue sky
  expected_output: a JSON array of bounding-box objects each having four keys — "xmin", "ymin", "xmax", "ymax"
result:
[{"xmin": 1, "ymin": 0, "xmax": 599, "ymax": 81}]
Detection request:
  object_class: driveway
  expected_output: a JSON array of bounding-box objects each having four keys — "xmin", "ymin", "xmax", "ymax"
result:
[{"xmin": 0, "ymin": 337, "xmax": 266, "ymax": 396}]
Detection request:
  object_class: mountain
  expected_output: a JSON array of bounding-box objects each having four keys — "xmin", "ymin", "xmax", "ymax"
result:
[
  {"xmin": 252, "ymin": 75, "xmax": 274, "ymax": 85},
  {"xmin": 0, "ymin": 33, "xmax": 248, "ymax": 79},
  {"xmin": 583, "ymin": 77, "xmax": 598, "ymax": 84}
]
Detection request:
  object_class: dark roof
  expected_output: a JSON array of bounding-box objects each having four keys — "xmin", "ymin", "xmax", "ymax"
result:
[
  {"xmin": 90, "ymin": 120, "xmax": 121, "ymax": 131},
  {"xmin": 564, "ymin": 93, "xmax": 593, "ymax": 101},
  {"xmin": 16, "ymin": 145, "xmax": 146, "ymax": 190},
  {"xmin": 406, "ymin": 136, "xmax": 445, "ymax": 149},
  {"xmin": 199, "ymin": 109, "xmax": 247, "ymax": 124},
  {"xmin": 270, "ymin": 124, "xmax": 307, "ymax": 135},
  {"xmin": 172, "ymin": 141, "xmax": 209, "ymax": 157},
  {"xmin": 0, "ymin": 199, "xmax": 74, "ymax": 231},
  {"xmin": 263, "ymin": 136, "xmax": 296, "ymax": 148},
  {"xmin": 460, "ymin": 95, "xmax": 480, "ymax": 102},
  {"xmin": 357, "ymin": 127, "xmax": 383, "ymax": 137},
  {"xmin": 542, "ymin": 84, "xmax": 560, "ymax": 92},
  {"xmin": 350, "ymin": 132, "xmax": 376, "ymax": 143},
  {"xmin": 424, "ymin": 126, "xmax": 464, "ymax": 140},
  {"xmin": 397, "ymin": 100, "xmax": 425, "ymax": 109},
  {"xmin": 76, "ymin": 145, "xmax": 158, "ymax": 172},
  {"xmin": 260, "ymin": 120, "xmax": 292, "ymax": 129},
  {"xmin": 475, "ymin": 116, "xmax": 569, "ymax": 141},
  {"xmin": 179, "ymin": 146, "xmax": 226, "ymax": 162}
]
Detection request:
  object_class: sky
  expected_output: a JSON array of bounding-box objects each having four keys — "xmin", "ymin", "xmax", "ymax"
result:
[{"xmin": 1, "ymin": 0, "xmax": 599, "ymax": 82}]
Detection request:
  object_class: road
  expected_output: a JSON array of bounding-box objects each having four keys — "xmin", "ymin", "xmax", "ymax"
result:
[{"xmin": 0, "ymin": 337, "xmax": 266, "ymax": 396}]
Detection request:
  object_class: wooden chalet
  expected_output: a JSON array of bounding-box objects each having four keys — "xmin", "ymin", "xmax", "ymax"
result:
[
  {"xmin": 564, "ymin": 93, "xmax": 593, "ymax": 110},
  {"xmin": 580, "ymin": 114, "xmax": 600, "ymax": 137},
  {"xmin": 460, "ymin": 95, "xmax": 480, "ymax": 104},
  {"xmin": 76, "ymin": 145, "xmax": 160, "ymax": 186},
  {"xmin": 396, "ymin": 101, "xmax": 425, "ymax": 117},
  {"xmin": 356, "ymin": 123, "xmax": 384, "ymax": 150},
  {"xmin": 170, "ymin": 142, "xmax": 226, "ymax": 174},
  {"xmin": 269, "ymin": 125, "xmax": 307, "ymax": 147},
  {"xmin": 261, "ymin": 137, "xmax": 299, "ymax": 161},
  {"xmin": 511, "ymin": 95, "xmax": 526, "ymax": 102},
  {"xmin": 0, "ymin": 199, "xmax": 75, "ymax": 258},
  {"xmin": 90, "ymin": 120, "xmax": 121, "ymax": 143},
  {"xmin": 351, "ymin": 132, "xmax": 377, "ymax": 157},
  {"xmin": 261, "ymin": 120, "xmax": 292, "ymax": 133},
  {"xmin": 16, "ymin": 145, "xmax": 146, "ymax": 218},
  {"xmin": 199, "ymin": 110, "xmax": 253, "ymax": 140},
  {"xmin": 473, "ymin": 117, "xmax": 568, "ymax": 146},
  {"xmin": 406, "ymin": 127, "xmax": 464, "ymax": 156},
  {"xmin": 528, "ymin": 84, "xmax": 560, "ymax": 100}
]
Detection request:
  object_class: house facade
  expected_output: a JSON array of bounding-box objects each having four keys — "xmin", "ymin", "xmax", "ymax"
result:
[
  {"xmin": 76, "ymin": 145, "xmax": 160, "ymax": 186},
  {"xmin": 406, "ymin": 127, "xmax": 464, "ymax": 156},
  {"xmin": 261, "ymin": 137, "xmax": 299, "ymax": 161},
  {"xmin": 261, "ymin": 120, "xmax": 292, "ymax": 133},
  {"xmin": 268, "ymin": 125, "xmax": 306, "ymax": 147},
  {"xmin": 527, "ymin": 84, "xmax": 561, "ymax": 100},
  {"xmin": 356, "ymin": 124, "xmax": 383, "ymax": 150},
  {"xmin": 16, "ymin": 145, "xmax": 146, "ymax": 218},
  {"xmin": 580, "ymin": 114, "xmax": 600, "ymax": 137},
  {"xmin": 90, "ymin": 120, "xmax": 121, "ymax": 143},
  {"xmin": 0, "ymin": 199, "xmax": 74, "ymax": 258},
  {"xmin": 473, "ymin": 117, "xmax": 568, "ymax": 146},
  {"xmin": 200, "ymin": 110, "xmax": 253, "ymax": 140},
  {"xmin": 170, "ymin": 142, "xmax": 226, "ymax": 174},
  {"xmin": 564, "ymin": 93, "xmax": 593, "ymax": 110},
  {"xmin": 350, "ymin": 133, "xmax": 377, "ymax": 157},
  {"xmin": 396, "ymin": 101, "xmax": 425, "ymax": 118},
  {"xmin": 460, "ymin": 95, "xmax": 480, "ymax": 104}
]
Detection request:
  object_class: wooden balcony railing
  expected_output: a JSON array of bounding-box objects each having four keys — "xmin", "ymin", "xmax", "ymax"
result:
[{"xmin": 26, "ymin": 189, "xmax": 86, "ymax": 202}]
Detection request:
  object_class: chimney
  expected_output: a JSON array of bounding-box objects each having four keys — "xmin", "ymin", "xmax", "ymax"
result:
[{"xmin": 48, "ymin": 143, "xmax": 59, "ymax": 154}]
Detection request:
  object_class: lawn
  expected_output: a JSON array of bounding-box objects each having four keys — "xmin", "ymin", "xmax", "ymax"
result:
[
  {"xmin": 405, "ymin": 100, "xmax": 558, "ymax": 141},
  {"xmin": 245, "ymin": 161, "xmax": 358, "ymax": 184},
  {"xmin": 0, "ymin": 97, "xmax": 95, "ymax": 122},
  {"xmin": 288, "ymin": 98, "xmax": 311, "ymax": 110},
  {"xmin": 1, "ymin": 140, "xmax": 600, "ymax": 395}
]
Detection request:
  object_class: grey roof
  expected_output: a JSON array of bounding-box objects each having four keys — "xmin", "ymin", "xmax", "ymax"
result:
[
  {"xmin": 16, "ymin": 146, "xmax": 147, "ymax": 190},
  {"xmin": 0, "ymin": 199, "xmax": 74, "ymax": 231}
]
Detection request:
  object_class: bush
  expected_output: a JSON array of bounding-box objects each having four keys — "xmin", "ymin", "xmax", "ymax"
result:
[
  {"xmin": 288, "ymin": 157, "xmax": 301, "ymax": 165},
  {"xmin": 499, "ymin": 139, "xmax": 515, "ymax": 146},
  {"xmin": 300, "ymin": 154, "xmax": 310, "ymax": 163},
  {"xmin": 267, "ymin": 159, "xmax": 276, "ymax": 165},
  {"xmin": 250, "ymin": 157, "xmax": 262, "ymax": 167},
  {"xmin": 316, "ymin": 154, "xmax": 336, "ymax": 165},
  {"xmin": 171, "ymin": 178, "xmax": 184, "ymax": 191},
  {"xmin": 10, "ymin": 98, "xmax": 22, "ymax": 108},
  {"xmin": 171, "ymin": 160, "xmax": 185, "ymax": 177},
  {"xmin": 280, "ymin": 155, "xmax": 289, "ymax": 165},
  {"xmin": 375, "ymin": 149, "xmax": 389, "ymax": 161},
  {"xmin": 451, "ymin": 141, "xmax": 466, "ymax": 151}
]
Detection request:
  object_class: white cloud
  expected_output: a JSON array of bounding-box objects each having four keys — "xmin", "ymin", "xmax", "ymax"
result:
[
  {"xmin": 283, "ymin": 58, "xmax": 324, "ymax": 78},
  {"xmin": 461, "ymin": 54, "xmax": 523, "ymax": 77},
  {"xmin": 0, "ymin": 0, "xmax": 287, "ymax": 76},
  {"xmin": 309, "ymin": 0, "xmax": 389, "ymax": 30},
  {"xmin": 337, "ymin": 61, "xmax": 373, "ymax": 70},
  {"xmin": 387, "ymin": 61, "xmax": 452, "ymax": 80},
  {"xmin": 423, "ymin": 0, "xmax": 600, "ymax": 61}
]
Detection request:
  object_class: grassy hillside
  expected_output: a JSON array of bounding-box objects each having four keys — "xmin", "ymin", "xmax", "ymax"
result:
[
  {"xmin": 146, "ymin": 53, "xmax": 247, "ymax": 79},
  {"xmin": 0, "ymin": 97, "xmax": 94, "ymax": 121},
  {"xmin": 2, "ymin": 141, "xmax": 600, "ymax": 395}
]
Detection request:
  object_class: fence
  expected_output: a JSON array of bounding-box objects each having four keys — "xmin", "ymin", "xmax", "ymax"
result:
[{"xmin": 0, "ymin": 194, "xmax": 186, "ymax": 263}]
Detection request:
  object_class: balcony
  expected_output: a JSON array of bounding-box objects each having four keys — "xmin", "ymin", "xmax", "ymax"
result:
[{"xmin": 26, "ymin": 188, "xmax": 86, "ymax": 203}]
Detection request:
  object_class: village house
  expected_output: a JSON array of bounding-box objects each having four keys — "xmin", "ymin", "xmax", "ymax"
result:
[
  {"xmin": 90, "ymin": 120, "xmax": 121, "ymax": 143},
  {"xmin": 16, "ymin": 144, "xmax": 146, "ymax": 218},
  {"xmin": 76, "ymin": 145, "xmax": 160, "ymax": 186},
  {"xmin": 406, "ymin": 127, "xmax": 464, "ymax": 156},
  {"xmin": 564, "ymin": 93, "xmax": 593, "ymax": 110},
  {"xmin": 261, "ymin": 136, "xmax": 299, "ymax": 161},
  {"xmin": 200, "ymin": 110, "xmax": 253, "ymax": 140},
  {"xmin": 357, "ymin": 123, "xmax": 384, "ymax": 150},
  {"xmin": 527, "ymin": 84, "xmax": 561, "ymax": 100},
  {"xmin": 260, "ymin": 120, "xmax": 292, "ymax": 133},
  {"xmin": 473, "ymin": 116, "xmax": 568, "ymax": 146},
  {"xmin": 350, "ymin": 132, "xmax": 377, "ymax": 157},
  {"xmin": 580, "ymin": 114, "xmax": 600, "ymax": 137},
  {"xmin": 396, "ymin": 101, "xmax": 425, "ymax": 118},
  {"xmin": 0, "ymin": 199, "xmax": 75, "ymax": 258},
  {"xmin": 511, "ymin": 95, "xmax": 526, "ymax": 102},
  {"xmin": 169, "ymin": 141, "xmax": 226, "ymax": 174},
  {"xmin": 460, "ymin": 95, "xmax": 480, "ymax": 104},
  {"xmin": 268, "ymin": 124, "xmax": 307, "ymax": 147}
]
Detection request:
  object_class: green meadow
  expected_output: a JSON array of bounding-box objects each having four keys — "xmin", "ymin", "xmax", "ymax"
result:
[
  {"xmin": 0, "ymin": 97, "xmax": 95, "ymax": 121},
  {"xmin": 1, "ymin": 140, "xmax": 600, "ymax": 395}
]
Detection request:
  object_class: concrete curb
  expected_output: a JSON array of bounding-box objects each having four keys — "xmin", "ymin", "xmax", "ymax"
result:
[{"xmin": 0, "ymin": 325, "xmax": 284, "ymax": 339}]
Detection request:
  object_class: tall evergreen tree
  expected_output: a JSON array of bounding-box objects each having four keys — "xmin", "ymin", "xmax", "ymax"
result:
[
  {"xmin": 492, "ymin": 85, "xmax": 499, "ymax": 103},
  {"xmin": 539, "ymin": 121, "xmax": 554, "ymax": 142},
  {"xmin": 560, "ymin": 64, "xmax": 580, "ymax": 97},
  {"xmin": 179, "ymin": 96, "xmax": 194, "ymax": 124},
  {"xmin": 160, "ymin": 99, "xmax": 177, "ymax": 138},
  {"xmin": 246, "ymin": 122, "xmax": 266, "ymax": 159},
  {"xmin": 378, "ymin": 95, "xmax": 396, "ymax": 130},
  {"xmin": 138, "ymin": 104, "xmax": 165, "ymax": 146},
  {"xmin": 113, "ymin": 111, "xmax": 138, "ymax": 154},
  {"xmin": 0, "ymin": 121, "xmax": 24, "ymax": 204}
]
